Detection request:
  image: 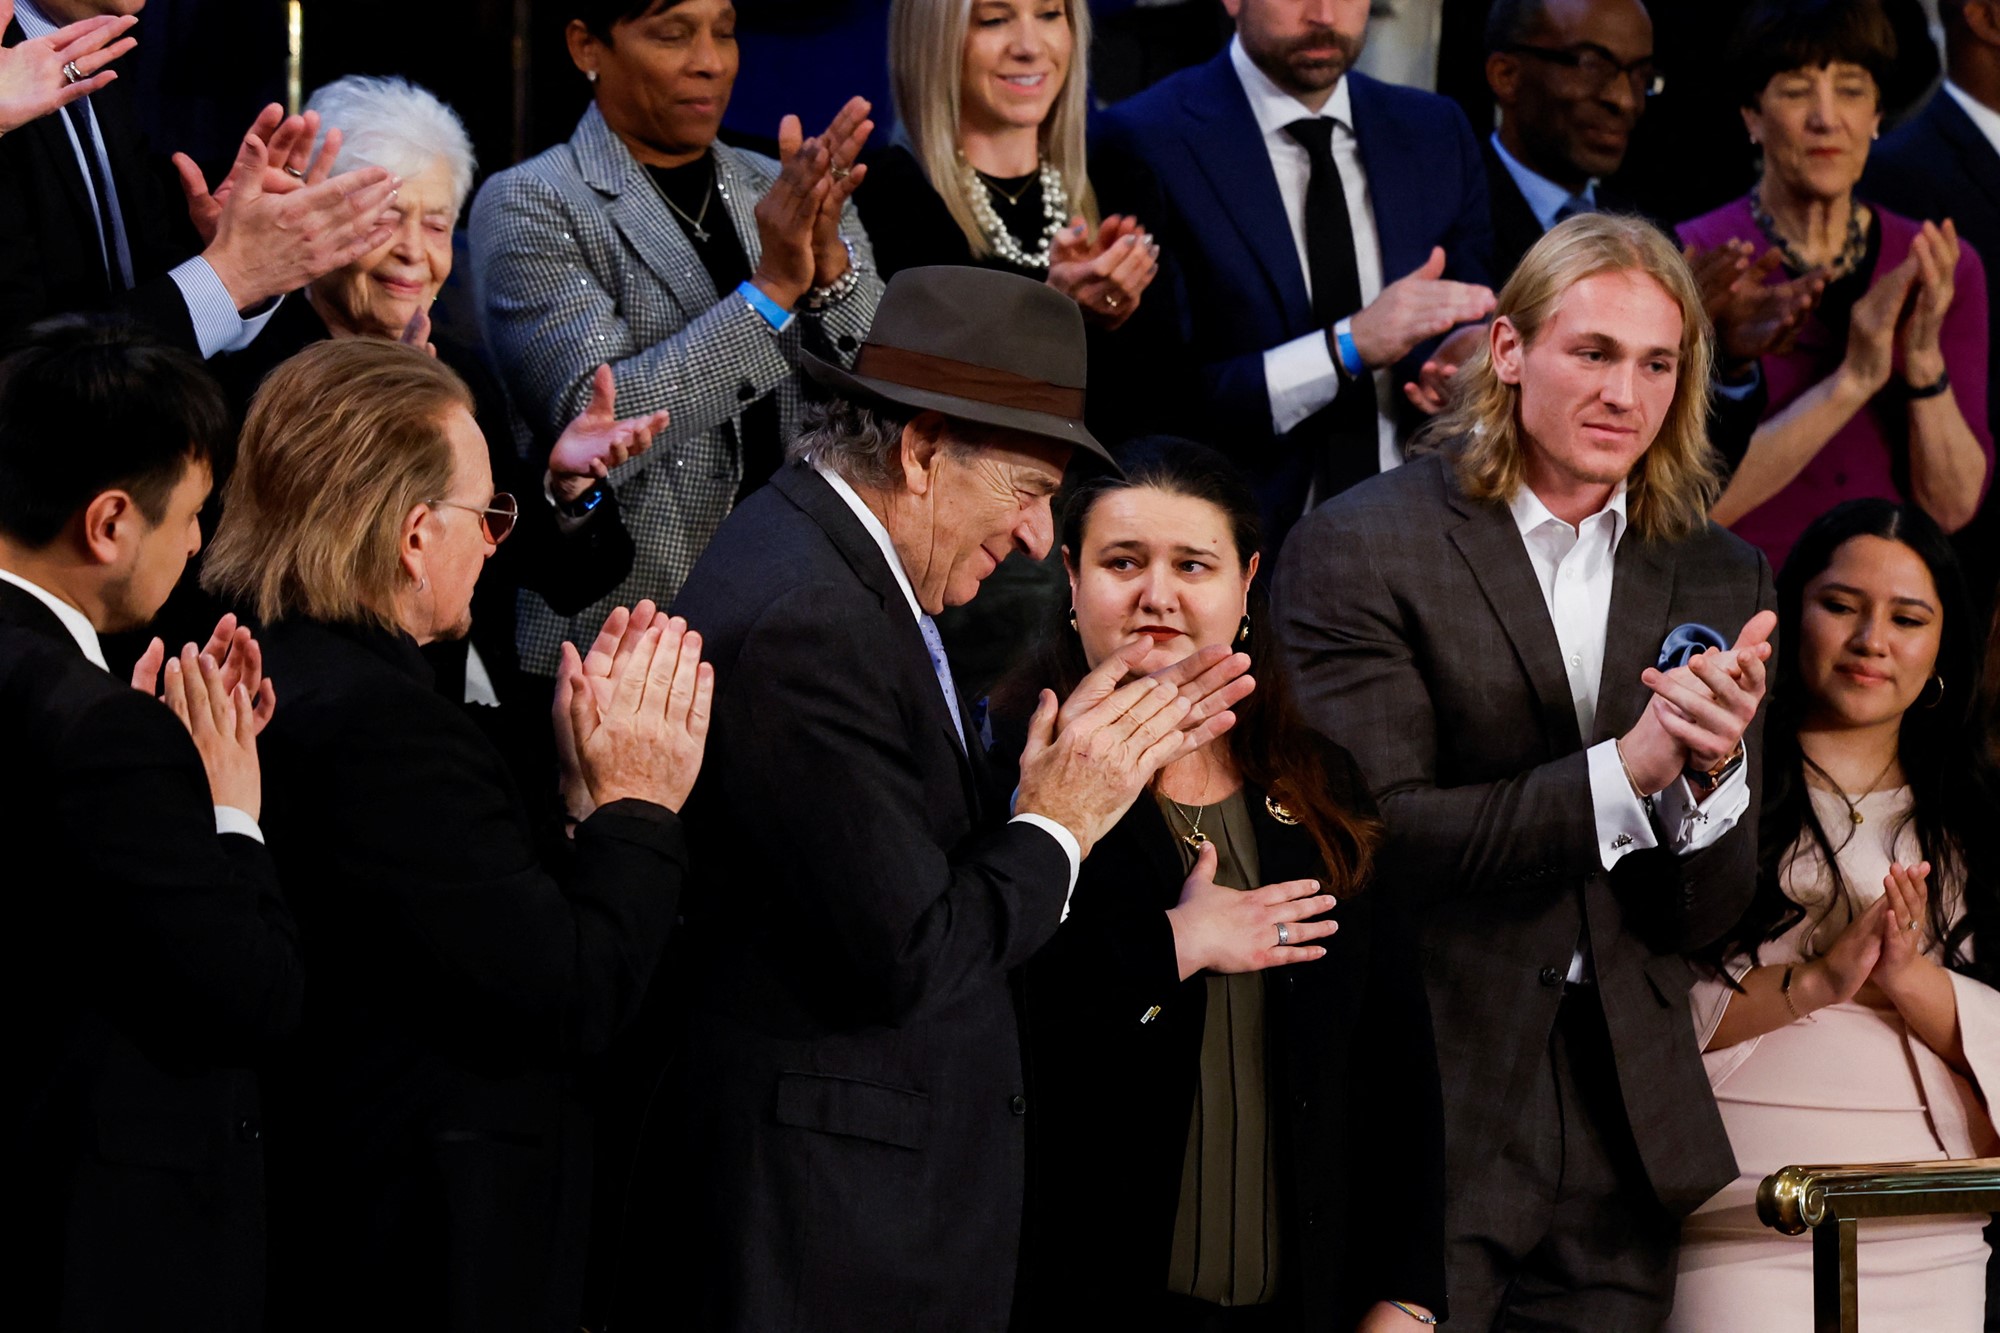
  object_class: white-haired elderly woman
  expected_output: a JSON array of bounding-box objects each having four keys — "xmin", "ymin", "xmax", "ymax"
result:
[{"xmin": 214, "ymin": 75, "xmax": 669, "ymax": 783}]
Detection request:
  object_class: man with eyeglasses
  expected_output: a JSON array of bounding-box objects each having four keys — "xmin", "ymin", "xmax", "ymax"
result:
[{"xmin": 1482, "ymin": 0, "xmax": 1658, "ymax": 284}]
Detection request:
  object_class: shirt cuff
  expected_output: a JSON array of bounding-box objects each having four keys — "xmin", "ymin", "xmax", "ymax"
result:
[
  {"xmin": 170, "ymin": 256, "xmax": 270, "ymax": 358},
  {"xmin": 1588, "ymin": 738, "xmax": 1659, "ymax": 871},
  {"xmin": 1010, "ymin": 813, "xmax": 1082, "ymax": 922},
  {"xmin": 1264, "ymin": 330, "xmax": 1342, "ymax": 435},
  {"xmin": 213, "ymin": 805, "xmax": 265, "ymax": 844},
  {"xmin": 1651, "ymin": 747, "xmax": 1751, "ymax": 853},
  {"xmin": 1714, "ymin": 363, "xmax": 1763, "ymax": 399},
  {"xmin": 736, "ymin": 279, "xmax": 797, "ymax": 334}
]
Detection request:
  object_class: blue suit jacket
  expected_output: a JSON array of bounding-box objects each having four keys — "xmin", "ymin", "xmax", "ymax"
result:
[{"xmin": 1093, "ymin": 52, "xmax": 1494, "ymax": 543}]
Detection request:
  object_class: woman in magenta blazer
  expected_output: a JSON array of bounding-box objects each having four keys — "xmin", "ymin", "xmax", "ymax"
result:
[{"xmin": 1677, "ymin": 0, "xmax": 1991, "ymax": 571}]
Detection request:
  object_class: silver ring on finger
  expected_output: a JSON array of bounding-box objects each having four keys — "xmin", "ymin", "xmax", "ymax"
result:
[
  {"xmin": 1275, "ymin": 922, "xmax": 1291, "ymax": 946},
  {"xmin": 283, "ymin": 166, "xmax": 307, "ymax": 181},
  {"xmin": 63, "ymin": 60, "xmax": 84, "ymax": 84},
  {"xmin": 1106, "ymin": 293, "xmax": 1121, "ymax": 310}
]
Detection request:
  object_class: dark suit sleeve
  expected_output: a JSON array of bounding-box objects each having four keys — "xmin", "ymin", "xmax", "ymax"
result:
[
  {"xmin": 307, "ymin": 693, "xmax": 684, "ymax": 1061},
  {"xmin": 1275, "ymin": 517, "xmax": 1601, "ymax": 908},
  {"xmin": 59, "ymin": 688, "xmax": 301, "ymax": 1059},
  {"xmin": 1438, "ymin": 102, "xmax": 1497, "ymax": 291},
  {"xmin": 723, "ymin": 582, "xmax": 1072, "ymax": 1024}
]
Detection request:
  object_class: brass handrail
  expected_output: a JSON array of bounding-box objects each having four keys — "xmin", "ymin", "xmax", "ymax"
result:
[{"xmin": 1756, "ymin": 1158, "xmax": 2000, "ymax": 1332}]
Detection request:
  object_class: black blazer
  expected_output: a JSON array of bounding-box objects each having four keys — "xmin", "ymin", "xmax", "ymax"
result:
[
  {"xmin": 0, "ymin": 21, "xmax": 207, "ymax": 351},
  {"xmin": 252, "ymin": 617, "xmax": 686, "ymax": 1332},
  {"xmin": 1013, "ymin": 741, "xmax": 1447, "ymax": 1331},
  {"xmin": 632, "ymin": 465, "xmax": 1073, "ymax": 1332},
  {"xmin": 1, "ymin": 580, "xmax": 301, "ymax": 1332},
  {"xmin": 1274, "ymin": 448, "xmax": 1773, "ymax": 1221}
]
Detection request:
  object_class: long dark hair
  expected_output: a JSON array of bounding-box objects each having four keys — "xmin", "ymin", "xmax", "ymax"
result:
[
  {"xmin": 1701, "ymin": 500, "xmax": 2000, "ymax": 980},
  {"xmin": 998, "ymin": 438, "xmax": 1378, "ymax": 895}
]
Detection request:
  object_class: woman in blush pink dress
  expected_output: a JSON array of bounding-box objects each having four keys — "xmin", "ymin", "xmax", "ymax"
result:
[{"xmin": 1670, "ymin": 498, "xmax": 2000, "ymax": 1332}]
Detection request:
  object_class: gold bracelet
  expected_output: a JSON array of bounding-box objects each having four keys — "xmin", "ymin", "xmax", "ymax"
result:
[
  {"xmin": 1614, "ymin": 737, "xmax": 1647, "ymax": 801},
  {"xmin": 1781, "ymin": 964, "xmax": 1804, "ymax": 1022}
]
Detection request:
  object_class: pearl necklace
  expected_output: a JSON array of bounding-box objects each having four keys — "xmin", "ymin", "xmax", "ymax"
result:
[{"xmin": 959, "ymin": 152, "xmax": 1069, "ymax": 271}]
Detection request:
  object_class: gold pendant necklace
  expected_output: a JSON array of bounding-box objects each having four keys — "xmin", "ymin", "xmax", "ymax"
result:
[
  {"xmin": 1166, "ymin": 797, "xmax": 1208, "ymax": 850},
  {"xmin": 1833, "ymin": 752, "xmax": 1902, "ymax": 826}
]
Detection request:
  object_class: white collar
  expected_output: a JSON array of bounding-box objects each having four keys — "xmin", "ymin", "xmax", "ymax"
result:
[
  {"xmin": 0, "ymin": 567, "xmax": 108, "ymax": 669},
  {"xmin": 1507, "ymin": 477, "xmax": 1629, "ymax": 548},
  {"xmin": 1945, "ymin": 81, "xmax": 2000, "ymax": 158},
  {"xmin": 1229, "ymin": 34, "xmax": 1355, "ymax": 139},
  {"xmin": 1489, "ymin": 132, "xmax": 1598, "ymax": 232},
  {"xmin": 814, "ymin": 465, "xmax": 924, "ymax": 622}
]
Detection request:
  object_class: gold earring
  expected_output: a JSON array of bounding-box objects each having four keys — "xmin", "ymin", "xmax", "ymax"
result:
[
  {"xmin": 1068, "ymin": 607, "xmax": 1078, "ymax": 634},
  {"xmin": 1236, "ymin": 613, "xmax": 1251, "ymax": 645},
  {"xmin": 1922, "ymin": 674, "xmax": 1946, "ymax": 709}
]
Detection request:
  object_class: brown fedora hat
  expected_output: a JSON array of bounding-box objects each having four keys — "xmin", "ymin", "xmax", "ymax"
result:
[{"xmin": 800, "ymin": 265, "xmax": 1114, "ymax": 469}]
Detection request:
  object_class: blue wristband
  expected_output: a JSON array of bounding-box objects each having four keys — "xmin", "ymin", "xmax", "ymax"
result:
[
  {"xmin": 736, "ymin": 280, "xmax": 794, "ymax": 332},
  {"xmin": 1333, "ymin": 318, "xmax": 1365, "ymax": 377}
]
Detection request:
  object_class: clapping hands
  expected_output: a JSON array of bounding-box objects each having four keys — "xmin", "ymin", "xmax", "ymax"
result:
[
  {"xmin": 1619, "ymin": 610, "xmax": 1775, "ymax": 796},
  {"xmin": 546, "ymin": 365, "xmax": 668, "ymax": 504},
  {"xmin": 1045, "ymin": 215, "xmax": 1157, "ymax": 329},
  {"xmin": 131, "ymin": 614, "xmax": 278, "ymax": 819},
  {"xmin": 554, "ymin": 600, "xmax": 714, "ymax": 822}
]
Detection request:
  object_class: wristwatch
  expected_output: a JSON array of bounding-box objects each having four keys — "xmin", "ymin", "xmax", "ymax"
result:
[{"xmin": 1684, "ymin": 741, "xmax": 1745, "ymax": 792}]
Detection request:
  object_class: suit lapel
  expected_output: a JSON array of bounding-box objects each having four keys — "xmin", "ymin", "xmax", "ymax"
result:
[
  {"xmin": 573, "ymin": 105, "xmax": 723, "ymax": 322},
  {"xmin": 1179, "ymin": 54, "xmax": 1315, "ymax": 333},
  {"xmin": 1444, "ymin": 475, "xmax": 1585, "ymax": 754},
  {"xmin": 771, "ymin": 467, "xmax": 980, "ymax": 804},
  {"xmin": 1590, "ymin": 531, "xmax": 1675, "ymax": 746},
  {"xmin": 1349, "ymin": 73, "xmax": 1424, "ymax": 283},
  {"xmin": 1931, "ymin": 93, "xmax": 2000, "ymax": 224}
]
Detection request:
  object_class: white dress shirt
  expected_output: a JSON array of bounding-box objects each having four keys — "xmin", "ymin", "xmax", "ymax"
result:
[
  {"xmin": 15, "ymin": 0, "xmax": 278, "ymax": 361},
  {"xmin": 1945, "ymin": 81, "xmax": 2000, "ymax": 158},
  {"xmin": 813, "ymin": 466, "xmax": 1080, "ymax": 910},
  {"xmin": 0, "ymin": 565, "xmax": 262, "ymax": 841},
  {"xmin": 1506, "ymin": 483, "xmax": 1749, "ymax": 873},
  {"xmin": 1227, "ymin": 37, "xmax": 1399, "ymax": 474}
]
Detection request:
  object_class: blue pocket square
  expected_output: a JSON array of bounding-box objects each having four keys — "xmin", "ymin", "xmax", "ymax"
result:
[{"xmin": 1658, "ymin": 622, "xmax": 1727, "ymax": 671}]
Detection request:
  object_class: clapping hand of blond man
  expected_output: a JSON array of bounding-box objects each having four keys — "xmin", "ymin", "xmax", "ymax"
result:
[{"xmin": 555, "ymin": 601, "xmax": 714, "ymax": 823}]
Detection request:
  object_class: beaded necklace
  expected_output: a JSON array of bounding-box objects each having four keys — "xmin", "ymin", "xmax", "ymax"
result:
[
  {"xmin": 959, "ymin": 151, "xmax": 1069, "ymax": 270},
  {"xmin": 1750, "ymin": 185, "xmax": 1867, "ymax": 280}
]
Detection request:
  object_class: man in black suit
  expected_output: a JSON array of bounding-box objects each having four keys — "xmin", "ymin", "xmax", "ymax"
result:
[
  {"xmin": 1481, "ymin": 0, "xmax": 1653, "ymax": 285},
  {"xmin": 0, "ymin": 316, "xmax": 300, "ymax": 1331},
  {"xmin": 1277, "ymin": 216, "xmax": 1773, "ymax": 1329},
  {"xmin": 646, "ymin": 267, "xmax": 1254, "ymax": 1332},
  {"xmin": 1865, "ymin": 0, "xmax": 2000, "ymax": 608},
  {"xmin": 0, "ymin": 0, "xmax": 401, "ymax": 357}
]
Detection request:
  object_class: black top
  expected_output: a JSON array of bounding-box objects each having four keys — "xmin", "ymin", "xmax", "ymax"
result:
[
  {"xmin": 1012, "ymin": 738, "xmax": 1448, "ymax": 1330},
  {"xmin": 645, "ymin": 151, "xmax": 783, "ymax": 499},
  {"xmin": 856, "ymin": 144, "xmax": 1048, "ymax": 279}
]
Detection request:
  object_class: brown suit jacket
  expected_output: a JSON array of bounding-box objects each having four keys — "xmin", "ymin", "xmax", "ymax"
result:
[{"xmin": 1272, "ymin": 447, "xmax": 1772, "ymax": 1220}]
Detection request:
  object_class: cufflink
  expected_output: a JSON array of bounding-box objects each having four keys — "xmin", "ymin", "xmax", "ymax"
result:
[{"xmin": 1612, "ymin": 833, "xmax": 1634, "ymax": 849}]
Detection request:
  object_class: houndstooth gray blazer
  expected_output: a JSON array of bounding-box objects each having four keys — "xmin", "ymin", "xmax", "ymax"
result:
[{"xmin": 469, "ymin": 104, "xmax": 882, "ymax": 677}]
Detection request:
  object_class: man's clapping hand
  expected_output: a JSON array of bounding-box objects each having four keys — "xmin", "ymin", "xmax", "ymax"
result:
[
  {"xmin": 197, "ymin": 105, "xmax": 401, "ymax": 314},
  {"xmin": 1618, "ymin": 610, "xmax": 1775, "ymax": 796},
  {"xmin": 554, "ymin": 601, "xmax": 713, "ymax": 821},
  {"xmin": 160, "ymin": 643, "xmax": 264, "ymax": 818},
  {"xmin": 1017, "ymin": 642, "xmax": 1254, "ymax": 859},
  {"xmin": 1348, "ymin": 246, "xmax": 1495, "ymax": 371},
  {"xmin": 546, "ymin": 365, "xmax": 668, "ymax": 505},
  {"xmin": 131, "ymin": 612, "xmax": 277, "ymax": 735}
]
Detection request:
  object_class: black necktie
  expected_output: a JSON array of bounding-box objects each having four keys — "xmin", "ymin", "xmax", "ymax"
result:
[
  {"xmin": 1284, "ymin": 117, "xmax": 1377, "ymax": 493},
  {"xmin": 60, "ymin": 97, "xmax": 125, "ymax": 292}
]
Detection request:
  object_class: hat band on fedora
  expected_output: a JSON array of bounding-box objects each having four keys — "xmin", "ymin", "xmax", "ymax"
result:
[{"xmin": 852, "ymin": 344, "xmax": 1085, "ymax": 419}]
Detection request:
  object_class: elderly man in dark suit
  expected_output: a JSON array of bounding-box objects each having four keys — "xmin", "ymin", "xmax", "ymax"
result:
[
  {"xmin": 1866, "ymin": 0, "xmax": 2000, "ymax": 608},
  {"xmin": 0, "ymin": 316, "xmax": 298, "ymax": 1331},
  {"xmin": 1277, "ymin": 215, "xmax": 1774, "ymax": 1330},
  {"xmin": 643, "ymin": 266, "xmax": 1255, "ymax": 1332},
  {"xmin": 1092, "ymin": 0, "xmax": 1497, "ymax": 551},
  {"xmin": 0, "ymin": 0, "xmax": 401, "ymax": 356}
]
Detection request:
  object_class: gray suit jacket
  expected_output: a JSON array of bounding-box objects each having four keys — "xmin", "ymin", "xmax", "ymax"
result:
[
  {"xmin": 469, "ymin": 105, "xmax": 882, "ymax": 676},
  {"xmin": 1273, "ymin": 449, "xmax": 1773, "ymax": 1219}
]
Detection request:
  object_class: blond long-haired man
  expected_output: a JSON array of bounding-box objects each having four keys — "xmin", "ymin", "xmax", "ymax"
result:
[{"xmin": 1276, "ymin": 213, "xmax": 1776, "ymax": 1331}]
